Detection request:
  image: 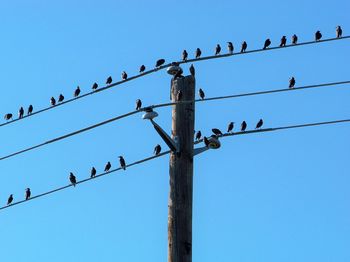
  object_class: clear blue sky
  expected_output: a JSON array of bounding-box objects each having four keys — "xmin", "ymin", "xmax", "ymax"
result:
[{"xmin": 0, "ymin": 1, "xmax": 349, "ymax": 261}]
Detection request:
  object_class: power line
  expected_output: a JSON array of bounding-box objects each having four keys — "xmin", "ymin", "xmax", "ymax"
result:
[
  {"xmin": 0, "ymin": 150, "xmax": 170, "ymax": 211},
  {"xmin": 1, "ymin": 80, "xmax": 349, "ymax": 161},
  {"xmin": 194, "ymin": 118, "xmax": 350, "ymax": 145},
  {"xmin": 1, "ymin": 35, "xmax": 349, "ymax": 129},
  {"xmin": 1, "ymin": 117, "xmax": 349, "ymax": 211}
]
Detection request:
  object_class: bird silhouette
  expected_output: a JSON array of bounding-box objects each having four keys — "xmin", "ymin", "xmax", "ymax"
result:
[
  {"xmin": 263, "ymin": 38, "xmax": 271, "ymax": 49},
  {"xmin": 255, "ymin": 119, "xmax": 263, "ymax": 129},
  {"xmin": 241, "ymin": 121, "xmax": 247, "ymax": 131},
  {"xmin": 182, "ymin": 50, "xmax": 188, "ymax": 61},
  {"xmin": 215, "ymin": 44, "xmax": 221, "ymax": 55},
  {"xmin": 119, "ymin": 156, "xmax": 126, "ymax": 170},
  {"xmin": 227, "ymin": 42, "xmax": 234, "ymax": 53},
  {"xmin": 203, "ymin": 136, "xmax": 210, "ymax": 147},
  {"xmin": 155, "ymin": 59, "xmax": 165, "ymax": 68},
  {"xmin": 90, "ymin": 167, "xmax": 97, "ymax": 178},
  {"xmin": 212, "ymin": 128, "xmax": 223, "ymax": 136},
  {"xmin": 289, "ymin": 77, "xmax": 296, "ymax": 88},
  {"xmin": 4, "ymin": 113, "xmax": 13, "ymax": 121},
  {"xmin": 195, "ymin": 130, "xmax": 202, "ymax": 141},
  {"xmin": 18, "ymin": 107, "xmax": 24, "ymax": 119},
  {"xmin": 104, "ymin": 161, "xmax": 111, "ymax": 172},
  {"xmin": 136, "ymin": 99, "xmax": 142, "ymax": 110},
  {"xmin": 189, "ymin": 64, "xmax": 195, "ymax": 77},
  {"xmin": 74, "ymin": 86, "xmax": 81, "ymax": 97},
  {"xmin": 195, "ymin": 48, "xmax": 202, "ymax": 59},
  {"xmin": 227, "ymin": 122, "xmax": 234, "ymax": 133},
  {"xmin": 139, "ymin": 64, "xmax": 146, "ymax": 73},
  {"xmin": 198, "ymin": 88, "xmax": 205, "ymax": 100},
  {"xmin": 292, "ymin": 34, "xmax": 298, "ymax": 45},
  {"xmin": 280, "ymin": 36, "xmax": 287, "ymax": 47},
  {"xmin": 69, "ymin": 172, "xmax": 77, "ymax": 187},
  {"xmin": 50, "ymin": 97, "xmax": 56, "ymax": 106},
  {"xmin": 315, "ymin": 31, "xmax": 322, "ymax": 41},
  {"xmin": 122, "ymin": 71, "xmax": 128, "ymax": 80},
  {"xmin": 154, "ymin": 144, "xmax": 162, "ymax": 155},
  {"xmin": 176, "ymin": 90, "xmax": 183, "ymax": 101},
  {"xmin": 336, "ymin": 26, "xmax": 342, "ymax": 38},
  {"xmin": 106, "ymin": 76, "xmax": 113, "ymax": 85},
  {"xmin": 92, "ymin": 82, "xmax": 98, "ymax": 90},
  {"xmin": 25, "ymin": 188, "xmax": 31, "ymax": 200},
  {"xmin": 27, "ymin": 105, "xmax": 33, "ymax": 115},
  {"xmin": 7, "ymin": 194, "xmax": 13, "ymax": 205},
  {"xmin": 241, "ymin": 41, "xmax": 247, "ymax": 53},
  {"xmin": 58, "ymin": 94, "xmax": 64, "ymax": 103}
]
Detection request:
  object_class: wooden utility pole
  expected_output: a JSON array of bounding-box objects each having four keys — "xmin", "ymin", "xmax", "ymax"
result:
[{"xmin": 168, "ymin": 74, "xmax": 195, "ymax": 262}]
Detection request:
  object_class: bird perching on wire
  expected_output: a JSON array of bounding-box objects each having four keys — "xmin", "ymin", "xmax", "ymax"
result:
[
  {"xmin": 69, "ymin": 172, "xmax": 77, "ymax": 187},
  {"xmin": 154, "ymin": 144, "xmax": 162, "ymax": 155},
  {"xmin": 119, "ymin": 156, "xmax": 126, "ymax": 170},
  {"xmin": 289, "ymin": 77, "xmax": 296, "ymax": 89},
  {"xmin": 136, "ymin": 99, "xmax": 142, "ymax": 110}
]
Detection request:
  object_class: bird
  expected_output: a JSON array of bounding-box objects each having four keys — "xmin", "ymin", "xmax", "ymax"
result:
[
  {"xmin": 122, "ymin": 71, "xmax": 128, "ymax": 80},
  {"xmin": 18, "ymin": 107, "xmax": 24, "ymax": 119},
  {"xmin": 92, "ymin": 82, "xmax": 98, "ymax": 90},
  {"xmin": 195, "ymin": 48, "xmax": 202, "ymax": 59},
  {"xmin": 203, "ymin": 136, "xmax": 210, "ymax": 147},
  {"xmin": 182, "ymin": 50, "xmax": 188, "ymax": 61},
  {"xmin": 255, "ymin": 119, "xmax": 263, "ymax": 129},
  {"xmin": 27, "ymin": 105, "xmax": 33, "ymax": 115},
  {"xmin": 215, "ymin": 44, "xmax": 221, "ymax": 55},
  {"xmin": 227, "ymin": 122, "xmax": 234, "ymax": 133},
  {"xmin": 198, "ymin": 88, "xmax": 205, "ymax": 100},
  {"xmin": 106, "ymin": 76, "xmax": 113, "ymax": 85},
  {"xmin": 104, "ymin": 161, "xmax": 111, "ymax": 172},
  {"xmin": 119, "ymin": 156, "xmax": 126, "ymax": 170},
  {"xmin": 189, "ymin": 64, "xmax": 195, "ymax": 77},
  {"xmin": 4, "ymin": 113, "xmax": 13, "ymax": 121},
  {"xmin": 291, "ymin": 34, "xmax": 298, "ymax": 45},
  {"xmin": 58, "ymin": 94, "xmax": 64, "ymax": 103},
  {"xmin": 154, "ymin": 144, "xmax": 161, "ymax": 155},
  {"xmin": 336, "ymin": 26, "xmax": 342, "ymax": 38},
  {"xmin": 74, "ymin": 86, "xmax": 81, "ymax": 97},
  {"xmin": 315, "ymin": 30, "xmax": 322, "ymax": 41},
  {"xmin": 7, "ymin": 194, "xmax": 13, "ymax": 205},
  {"xmin": 227, "ymin": 42, "xmax": 234, "ymax": 54},
  {"xmin": 69, "ymin": 172, "xmax": 77, "ymax": 187},
  {"xmin": 25, "ymin": 188, "xmax": 31, "ymax": 200},
  {"xmin": 176, "ymin": 90, "xmax": 183, "ymax": 101},
  {"xmin": 289, "ymin": 77, "xmax": 296, "ymax": 88},
  {"xmin": 263, "ymin": 38, "xmax": 271, "ymax": 49},
  {"xmin": 195, "ymin": 130, "xmax": 202, "ymax": 141},
  {"xmin": 50, "ymin": 97, "xmax": 56, "ymax": 106},
  {"xmin": 241, "ymin": 121, "xmax": 247, "ymax": 131},
  {"xmin": 136, "ymin": 99, "xmax": 142, "ymax": 110},
  {"xmin": 155, "ymin": 58, "xmax": 165, "ymax": 68},
  {"xmin": 241, "ymin": 41, "xmax": 247, "ymax": 53},
  {"xmin": 280, "ymin": 36, "xmax": 287, "ymax": 47},
  {"xmin": 212, "ymin": 128, "xmax": 223, "ymax": 136},
  {"xmin": 139, "ymin": 64, "xmax": 146, "ymax": 73},
  {"xmin": 90, "ymin": 167, "xmax": 97, "ymax": 178}
]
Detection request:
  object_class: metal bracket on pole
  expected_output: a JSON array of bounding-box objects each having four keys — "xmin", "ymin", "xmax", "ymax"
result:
[
  {"xmin": 150, "ymin": 119, "xmax": 178, "ymax": 153},
  {"xmin": 193, "ymin": 136, "xmax": 221, "ymax": 156},
  {"xmin": 193, "ymin": 146, "xmax": 210, "ymax": 156}
]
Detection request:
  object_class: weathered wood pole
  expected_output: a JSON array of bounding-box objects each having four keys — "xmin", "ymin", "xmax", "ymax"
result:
[{"xmin": 168, "ymin": 74, "xmax": 195, "ymax": 262}]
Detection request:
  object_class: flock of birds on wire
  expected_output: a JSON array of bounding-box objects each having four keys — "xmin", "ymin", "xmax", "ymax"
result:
[
  {"xmin": 2, "ymin": 27, "xmax": 344, "ymax": 206},
  {"xmin": 4, "ymin": 116, "xmax": 265, "ymax": 206},
  {"xmin": 2, "ymin": 27, "xmax": 344, "ymax": 123}
]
